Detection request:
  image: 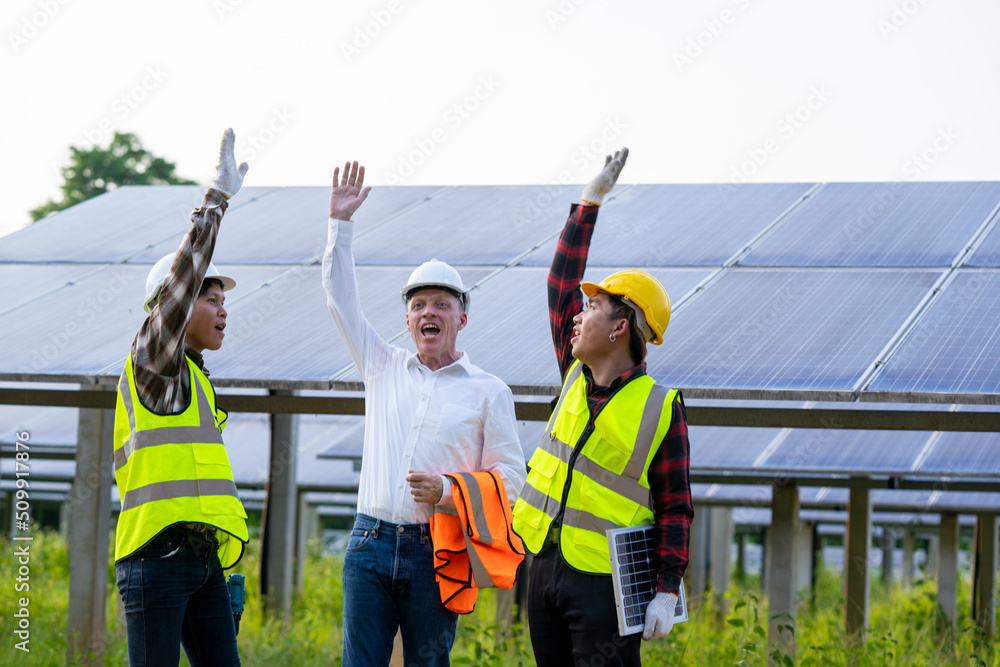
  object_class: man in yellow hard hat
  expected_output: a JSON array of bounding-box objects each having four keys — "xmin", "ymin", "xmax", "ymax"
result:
[
  {"xmin": 112, "ymin": 129, "xmax": 251, "ymax": 666},
  {"xmin": 321, "ymin": 161, "xmax": 527, "ymax": 666},
  {"xmin": 512, "ymin": 148, "xmax": 693, "ymax": 666}
]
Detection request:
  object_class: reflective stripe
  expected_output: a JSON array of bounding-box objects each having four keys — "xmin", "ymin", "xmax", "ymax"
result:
[
  {"xmin": 624, "ymin": 384, "xmax": 671, "ymax": 480},
  {"xmin": 543, "ymin": 434, "xmax": 651, "ymax": 508},
  {"xmin": 518, "ymin": 483, "xmax": 560, "ymax": 521},
  {"xmin": 452, "ymin": 472, "xmax": 493, "ymax": 546},
  {"xmin": 546, "ymin": 362, "xmax": 585, "ymax": 435},
  {"xmin": 464, "ymin": 531, "xmax": 496, "ymax": 588},
  {"xmin": 563, "ymin": 505, "xmax": 618, "ymax": 537},
  {"xmin": 120, "ymin": 478, "xmax": 239, "ymax": 512},
  {"xmin": 116, "ymin": 366, "xmax": 221, "ymax": 471}
]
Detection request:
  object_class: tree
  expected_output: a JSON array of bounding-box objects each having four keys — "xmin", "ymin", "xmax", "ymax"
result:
[{"xmin": 31, "ymin": 132, "xmax": 197, "ymax": 221}]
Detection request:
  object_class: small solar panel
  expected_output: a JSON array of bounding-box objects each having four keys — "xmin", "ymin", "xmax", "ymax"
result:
[{"xmin": 607, "ymin": 524, "xmax": 687, "ymax": 636}]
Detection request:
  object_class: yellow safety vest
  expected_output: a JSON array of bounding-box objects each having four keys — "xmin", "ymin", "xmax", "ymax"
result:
[
  {"xmin": 114, "ymin": 355, "xmax": 249, "ymax": 568},
  {"xmin": 512, "ymin": 360, "xmax": 677, "ymax": 574}
]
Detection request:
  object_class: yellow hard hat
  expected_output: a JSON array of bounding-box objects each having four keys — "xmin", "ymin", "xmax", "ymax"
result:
[{"xmin": 581, "ymin": 269, "xmax": 671, "ymax": 345}]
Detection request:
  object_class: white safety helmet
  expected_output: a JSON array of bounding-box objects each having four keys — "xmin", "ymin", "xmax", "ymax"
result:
[
  {"xmin": 400, "ymin": 259, "xmax": 470, "ymax": 313},
  {"xmin": 143, "ymin": 253, "xmax": 236, "ymax": 313}
]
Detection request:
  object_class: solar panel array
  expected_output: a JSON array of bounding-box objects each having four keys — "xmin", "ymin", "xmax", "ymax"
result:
[{"xmin": 2, "ymin": 181, "xmax": 1000, "ymax": 503}]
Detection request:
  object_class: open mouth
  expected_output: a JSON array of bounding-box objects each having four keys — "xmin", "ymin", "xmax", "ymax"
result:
[
  {"xmin": 215, "ymin": 323, "xmax": 226, "ymax": 334},
  {"xmin": 420, "ymin": 323, "xmax": 440, "ymax": 338}
]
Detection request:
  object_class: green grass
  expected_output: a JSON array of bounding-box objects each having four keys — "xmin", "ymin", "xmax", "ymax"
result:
[{"xmin": 1, "ymin": 530, "xmax": 997, "ymax": 666}]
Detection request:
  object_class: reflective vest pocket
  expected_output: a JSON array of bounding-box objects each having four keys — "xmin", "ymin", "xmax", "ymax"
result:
[
  {"xmin": 576, "ymin": 475, "xmax": 644, "ymax": 527},
  {"xmin": 584, "ymin": 428, "xmax": 633, "ymax": 476}
]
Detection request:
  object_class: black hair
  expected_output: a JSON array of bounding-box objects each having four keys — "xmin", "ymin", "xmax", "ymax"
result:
[
  {"xmin": 199, "ymin": 278, "xmax": 224, "ymax": 298},
  {"xmin": 608, "ymin": 295, "xmax": 647, "ymax": 365}
]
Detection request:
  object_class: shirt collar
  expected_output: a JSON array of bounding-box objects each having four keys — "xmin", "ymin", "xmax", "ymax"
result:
[
  {"xmin": 185, "ymin": 347, "xmax": 209, "ymax": 377},
  {"xmin": 583, "ymin": 361, "xmax": 646, "ymax": 394},
  {"xmin": 406, "ymin": 350, "xmax": 472, "ymax": 375}
]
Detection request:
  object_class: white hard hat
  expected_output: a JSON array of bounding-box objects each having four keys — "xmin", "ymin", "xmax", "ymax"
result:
[
  {"xmin": 143, "ymin": 253, "xmax": 236, "ymax": 313},
  {"xmin": 400, "ymin": 259, "xmax": 470, "ymax": 313}
]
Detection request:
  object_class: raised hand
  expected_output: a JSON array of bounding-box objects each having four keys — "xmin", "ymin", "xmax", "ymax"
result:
[
  {"xmin": 210, "ymin": 128, "xmax": 249, "ymax": 199},
  {"xmin": 329, "ymin": 161, "xmax": 372, "ymax": 221},
  {"xmin": 581, "ymin": 147, "xmax": 629, "ymax": 206}
]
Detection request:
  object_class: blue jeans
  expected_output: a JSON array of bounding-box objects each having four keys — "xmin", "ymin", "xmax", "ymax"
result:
[
  {"xmin": 115, "ymin": 525, "xmax": 240, "ymax": 667},
  {"xmin": 342, "ymin": 513, "xmax": 458, "ymax": 666}
]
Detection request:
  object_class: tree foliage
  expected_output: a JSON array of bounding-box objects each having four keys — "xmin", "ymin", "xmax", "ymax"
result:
[{"xmin": 31, "ymin": 132, "xmax": 197, "ymax": 221}]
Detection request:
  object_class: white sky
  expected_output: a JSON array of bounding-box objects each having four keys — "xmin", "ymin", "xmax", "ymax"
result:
[{"xmin": 2, "ymin": 0, "xmax": 999, "ymax": 239}]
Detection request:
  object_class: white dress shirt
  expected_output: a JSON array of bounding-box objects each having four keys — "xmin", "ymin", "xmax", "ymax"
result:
[{"xmin": 322, "ymin": 218, "xmax": 527, "ymax": 524}]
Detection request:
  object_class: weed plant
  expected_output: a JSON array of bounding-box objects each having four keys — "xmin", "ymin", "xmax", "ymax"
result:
[{"xmin": 1, "ymin": 530, "xmax": 997, "ymax": 666}]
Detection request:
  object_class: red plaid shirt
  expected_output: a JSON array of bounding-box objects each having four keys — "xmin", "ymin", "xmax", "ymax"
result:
[{"xmin": 548, "ymin": 203, "xmax": 692, "ymax": 596}]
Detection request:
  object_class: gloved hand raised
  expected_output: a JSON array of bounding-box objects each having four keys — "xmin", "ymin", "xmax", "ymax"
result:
[
  {"xmin": 581, "ymin": 147, "xmax": 628, "ymax": 206},
  {"xmin": 210, "ymin": 128, "xmax": 249, "ymax": 199},
  {"xmin": 642, "ymin": 591, "xmax": 678, "ymax": 641}
]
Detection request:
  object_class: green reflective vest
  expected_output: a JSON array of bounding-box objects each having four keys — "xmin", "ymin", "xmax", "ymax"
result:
[
  {"xmin": 114, "ymin": 354, "xmax": 249, "ymax": 568},
  {"xmin": 512, "ymin": 360, "xmax": 677, "ymax": 574}
]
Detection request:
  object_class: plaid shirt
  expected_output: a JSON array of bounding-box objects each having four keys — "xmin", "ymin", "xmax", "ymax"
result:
[
  {"xmin": 548, "ymin": 202, "xmax": 693, "ymax": 596},
  {"xmin": 131, "ymin": 190, "xmax": 228, "ymax": 414}
]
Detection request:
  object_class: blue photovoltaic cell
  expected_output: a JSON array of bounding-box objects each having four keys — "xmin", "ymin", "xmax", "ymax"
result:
[
  {"xmin": 350, "ymin": 185, "xmax": 581, "ymax": 265},
  {"xmin": 0, "ymin": 264, "xmax": 106, "ymax": 316},
  {"xmin": 647, "ymin": 269, "xmax": 942, "ymax": 397},
  {"xmin": 520, "ymin": 183, "xmax": 816, "ymax": 268},
  {"xmin": 129, "ymin": 186, "xmax": 446, "ymax": 265},
  {"xmin": 337, "ymin": 265, "xmax": 713, "ymax": 390},
  {"xmin": 865, "ymin": 271, "xmax": 1000, "ymax": 398},
  {"xmin": 740, "ymin": 182, "xmax": 1000, "ymax": 267},
  {"xmin": 964, "ymin": 213, "xmax": 1000, "ymax": 267},
  {"xmin": 0, "ymin": 264, "xmax": 286, "ymax": 382},
  {"xmin": 0, "ymin": 186, "xmax": 276, "ymax": 263},
  {"xmin": 209, "ymin": 266, "xmax": 493, "ymax": 386},
  {"xmin": 916, "ymin": 406, "xmax": 1000, "ymax": 476}
]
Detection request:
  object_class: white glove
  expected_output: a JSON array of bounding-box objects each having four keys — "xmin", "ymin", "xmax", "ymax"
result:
[
  {"xmin": 581, "ymin": 147, "xmax": 629, "ymax": 206},
  {"xmin": 210, "ymin": 128, "xmax": 249, "ymax": 199},
  {"xmin": 642, "ymin": 592, "xmax": 677, "ymax": 640}
]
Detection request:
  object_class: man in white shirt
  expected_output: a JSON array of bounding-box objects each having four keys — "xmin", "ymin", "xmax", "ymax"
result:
[{"xmin": 321, "ymin": 161, "xmax": 527, "ymax": 667}]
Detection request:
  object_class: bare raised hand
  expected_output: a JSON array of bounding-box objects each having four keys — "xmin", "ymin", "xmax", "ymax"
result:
[{"xmin": 329, "ymin": 161, "xmax": 372, "ymax": 221}]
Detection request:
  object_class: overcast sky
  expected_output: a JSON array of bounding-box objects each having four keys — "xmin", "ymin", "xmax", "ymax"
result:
[{"xmin": 2, "ymin": 0, "xmax": 998, "ymax": 239}]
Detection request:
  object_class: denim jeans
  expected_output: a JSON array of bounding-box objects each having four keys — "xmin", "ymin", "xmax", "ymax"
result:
[
  {"xmin": 342, "ymin": 513, "xmax": 458, "ymax": 666},
  {"xmin": 115, "ymin": 525, "xmax": 240, "ymax": 667}
]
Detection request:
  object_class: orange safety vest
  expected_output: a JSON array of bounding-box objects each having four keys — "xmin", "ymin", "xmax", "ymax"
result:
[{"xmin": 430, "ymin": 471, "xmax": 525, "ymax": 614}]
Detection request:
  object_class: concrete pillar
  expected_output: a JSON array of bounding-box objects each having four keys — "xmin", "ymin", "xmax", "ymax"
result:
[
  {"xmin": 902, "ymin": 531, "xmax": 915, "ymax": 589},
  {"xmin": 761, "ymin": 528, "xmax": 769, "ymax": 591},
  {"xmin": 845, "ymin": 484, "xmax": 872, "ymax": 643},
  {"xmin": 736, "ymin": 532, "xmax": 747, "ymax": 582},
  {"xmin": 260, "ymin": 391, "xmax": 298, "ymax": 625},
  {"xmin": 973, "ymin": 513, "xmax": 998, "ymax": 638},
  {"xmin": 880, "ymin": 528, "xmax": 894, "ymax": 586},
  {"xmin": 687, "ymin": 504, "xmax": 709, "ymax": 604},
  {"xmin": 709, "ymin": 507, "xmax": 733, "ymax": 620},
  {"xmin": 767, "ymin": 483, "xmax": 799, "ymax": 662},
  {"xmin": 938, "ymin": 512, "xmax": 959, "ymax": 629},
  {"xmin": 295, "ymin": 492, "xmax": 318, "ymax": 595},
  {"xmin": 926, "ymin": 534, "xmax": 940, "ymax": 579},
  {"xmin": 66, "ymin": 397, "xmax": 114, "ymax": 666},
  {"xmin": 796, "ymin": 521, "xmax": 815, "ymax": 593}
]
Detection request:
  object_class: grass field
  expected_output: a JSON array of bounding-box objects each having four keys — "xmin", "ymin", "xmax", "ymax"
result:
[{"xmin": 1, "ymin": 530, "xmax": 997, "ymax": 666}]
